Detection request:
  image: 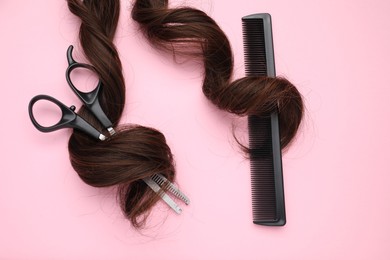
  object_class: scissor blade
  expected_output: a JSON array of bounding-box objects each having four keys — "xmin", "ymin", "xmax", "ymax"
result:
[
  {"xmin": 143, "ymin": 177, "xmax": 182, "ymax": 214},
  {"xmin": 107, "ymin": 127, "xmax": 116, "ymax": 136},
  {"xmin": 151, "ymin": 174, "xmax": 190, "ymax": 205}
]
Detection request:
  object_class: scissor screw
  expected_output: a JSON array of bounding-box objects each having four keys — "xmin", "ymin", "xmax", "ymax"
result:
[{"xmin": 70, "ymin": 105, "xmax": 76, "ymax": 111}]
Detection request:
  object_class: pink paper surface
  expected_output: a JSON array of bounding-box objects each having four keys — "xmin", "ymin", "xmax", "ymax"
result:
[{"xmin": 1, "ymin": 0, "xmax": 390, "ymax": 259}]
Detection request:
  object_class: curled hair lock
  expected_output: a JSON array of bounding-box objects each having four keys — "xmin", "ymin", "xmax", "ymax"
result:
[
  {"xmin": 131, "ymin": 0, "xmax": 304, "ymax": 150},
  {"xmin": 66, "ymin": 0, "xmax": 176, "ymax": 228}
]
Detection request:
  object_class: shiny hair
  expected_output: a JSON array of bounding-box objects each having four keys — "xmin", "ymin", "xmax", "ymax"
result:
[
  {"xmin": 131, "ymin": 0, "xmax": 303, "ymax": 149},
  {"xmin": 66, "ymin": 0, "xmax": 175, "ymax": 228}
]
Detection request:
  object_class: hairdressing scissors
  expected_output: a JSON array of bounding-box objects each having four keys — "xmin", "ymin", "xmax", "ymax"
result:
[
  {"xmin": 28, "ymin": 45, "xmax": 115, "ymax": 141},
  {"xmin": 144, "ymin": 173, "xmax": 190, "ymax": 214}
]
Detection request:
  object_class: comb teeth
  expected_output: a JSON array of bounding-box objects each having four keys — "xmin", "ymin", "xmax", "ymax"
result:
[
  {"xmin": 242, "ymin": 13, "xmax": 286, "ymax": 226},
  {"xmin": 243, "ymin": 18, "xmax": 267, "ymax": 76},
  {"xmin": 242, "ymin": 13, "xmax": 276, "ymax": 77},
  {"xmin": 249, "ymin": 116, "xmax": 277, "ymax": 221}
]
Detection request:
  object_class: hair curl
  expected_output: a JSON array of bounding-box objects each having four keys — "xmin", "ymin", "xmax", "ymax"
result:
[
  {"xmin": 66, "ymin": 0, "xmax": 175, "ymax": 228},
  {"xmin": 131, "ymin": 0, "xmax": 303, "ymax": 150}
]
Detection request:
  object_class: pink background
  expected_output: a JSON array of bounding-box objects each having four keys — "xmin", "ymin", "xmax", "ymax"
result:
[{"xmin": 1, "ymin": 0, "xmax": 390, "ymax": 259}]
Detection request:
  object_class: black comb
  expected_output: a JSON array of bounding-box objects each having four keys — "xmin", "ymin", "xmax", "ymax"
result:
[{"xmin": 242, "ymin": 13, "xmax": 286, "ymax": 226}]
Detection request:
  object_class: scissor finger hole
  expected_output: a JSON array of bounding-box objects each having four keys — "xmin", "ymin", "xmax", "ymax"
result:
[
  {"xmin": 31, "ymin": 99, "xmax": 63, "ymax": 128},
  {"xmin": 68, "ymin": 66, "xmax": 99, "ymax": 93}
]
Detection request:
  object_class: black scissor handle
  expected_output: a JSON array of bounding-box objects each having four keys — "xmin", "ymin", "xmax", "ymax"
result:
[
  {"xmin": 28, "ymin": 95, "xmax": 105, "ymax": 140},
  {"xmin": 65, "ymin": 45, "xmax": 113, "ymax": 131}
]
